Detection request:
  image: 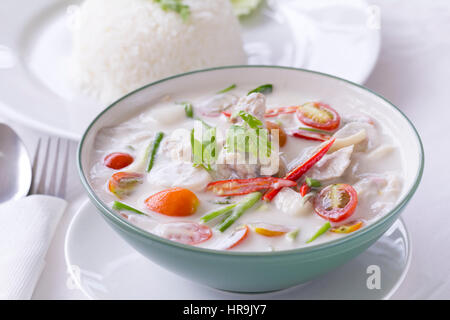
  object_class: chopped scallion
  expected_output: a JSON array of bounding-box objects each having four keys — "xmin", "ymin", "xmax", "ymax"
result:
[
  {"xmin": 306, "ymin": 177, "xmax": 321, "ymax": 188},
  {"xmin": 183, "ymin": 102, "xmax": 194, "ymax": 118},
  {"xmin": 306, "ymin": 222, "xmax": 331, "ymax": 243},
  {"xmin": 146, "ymin": 132, "xmax": 164, "ymax": 172},
  {"xmin": 217, "ymin": 84, "xmax": 236, "ymax": 94},
  {"xmin": 113, "ymin": 201, "xmax": 147, "ymax": 216}
]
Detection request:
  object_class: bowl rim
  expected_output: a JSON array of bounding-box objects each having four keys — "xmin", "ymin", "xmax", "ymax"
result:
[{"xmin": 77, "ymin": 65, "xmax": 424, "ymax": 257}]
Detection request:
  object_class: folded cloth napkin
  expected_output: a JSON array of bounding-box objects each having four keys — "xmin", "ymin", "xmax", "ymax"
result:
[{"xmin": 0, "ymin": 195, "xmax": 67, "ymax": 300}]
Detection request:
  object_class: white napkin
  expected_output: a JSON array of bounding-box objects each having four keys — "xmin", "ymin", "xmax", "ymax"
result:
[{"xmin": 0, "ymin": 195, "xmax": 67, "ymax": 300}]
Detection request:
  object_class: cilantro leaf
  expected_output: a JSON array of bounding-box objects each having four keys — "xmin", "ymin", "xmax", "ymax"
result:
[
  {"xmin": 154, "ymin": 0, "xmax": 191, "ymax": 22},
  {"xmin": 238, "ymin": 110, "xmax": 263, "ymax": 129},
  {"xmin": 248, "ymin": 84, "xmax": 273, "ymax": 95}
]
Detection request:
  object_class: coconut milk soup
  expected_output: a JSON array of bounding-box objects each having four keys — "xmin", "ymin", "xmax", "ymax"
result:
[{"xmin": 89, "ymin": 84, "xmax": 404, "ymax": 252}]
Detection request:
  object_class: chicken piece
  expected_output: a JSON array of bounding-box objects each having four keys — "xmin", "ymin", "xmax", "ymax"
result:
[
  {"xmin": 309, "ymin": 145, "xmax": 354, "ymax": 181},
  {"xmin": 353, "ymin": 173, "xmax": 402, "ymax": 217},
  {"xmin": 273, "ymin": 188, "xmax": 313, "ymax": 216},
  {"xmin": 215, "ymin": 150, "xmax": 260, "ymax": 179},
  {"xmin": 214, "ymin": 93, "xmax": 282, "ymax": 178},
  {"xmin": 196, "ymin": 93, "xmax": 238, "ymax": 117},
  {"xmin": 147, "ymin": 162, "xmax": 212, "ymax": 192},
  {"xmin": 161, "ymin": 128, "xmax": 192, "ymax": 163},
  {"xmin": 354, "ymin": 173, "xmax": 402, "ymax": 199},
  {"xmin": 230, "ymin": 93, "xmax": 267, "ymax": 123}
]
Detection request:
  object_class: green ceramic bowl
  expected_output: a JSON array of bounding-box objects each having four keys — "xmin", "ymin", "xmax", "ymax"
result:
[{"xmin": 78, "ymin": 66, "xmax": 424, "ymax": 293}]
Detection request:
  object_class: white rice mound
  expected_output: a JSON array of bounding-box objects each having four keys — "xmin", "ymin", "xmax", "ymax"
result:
[{"xmin": 71, "ymin": 0, "xmax": 247, "ymax": 103}]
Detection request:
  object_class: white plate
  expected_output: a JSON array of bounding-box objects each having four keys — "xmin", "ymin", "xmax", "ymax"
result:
[
  {"xmin": 0, "ymin": 0, "xmax": 380, "ymax": 140},
  {"xmin": 65, "ymin": 200, "xmax": 410, "ymax": 300}
]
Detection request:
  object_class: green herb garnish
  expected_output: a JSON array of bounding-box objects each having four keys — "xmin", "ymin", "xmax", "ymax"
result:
[
  {"xmin": 154, "ymin": 0, "xmax": 190, "ymax": 22},
  {"xmin": 227, "ymin": 110, "xmax": 272, "ymax": 157},
  {"xmin": 113, "ymin": 201, "xmax": 147, "ymax": 216},
  {"xmin": 238, "ymin": 110, "xmax": 263, "ymax": 129},
  {"xmin": 231, "ymin": 0, "xmax": 263, "ymax": 17},
  {"xmin": 217, "ymin": 84, "xmax": 237, "ymax": 94},
  {"xmin": 225, "ymin": 111, "xmax": 271, "ymax": 158},
  {"xmin": 248, "ymin": 84, "xmax": 273, "ymax": 95}
]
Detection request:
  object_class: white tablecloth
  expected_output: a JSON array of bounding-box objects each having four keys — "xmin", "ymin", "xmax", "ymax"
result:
[{"xmin": 1, "ymin": 0, "xmax": 449, "ymax": 299}]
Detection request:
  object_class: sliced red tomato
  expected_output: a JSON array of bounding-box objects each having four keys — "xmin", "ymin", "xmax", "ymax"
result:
[
  {"xmin": 207, "ymin": 177, "xmax": 297, "ymax": 197},
  {"xmin": 217, "ymin": 225, "xmax": 250, "ymax": 250},
  {"xmin": 145, "ymin": 187, "xmax": 199, "ymax": 217},
  {"xmin": 314, "ymin": 184, "xmax": 358, "ymax": 222},
  {"xmin": 263, "ymin": 138, "xmax": 336, "ymax": 201},
  {"xmin": 297, "ymin": 102, "xmax": 340, "ymax": 131},
  {"xmin": 104, "ymin": 152, "xmax": 134, "ymax": 170},
  {"xmin": 156, "ymin": 222, "xmax": 212, "ymax": 245},
  {"xmin": 330, "ymin": 221, "xmax": 363, "ymax": 234},
  {"xmin": 299, "ymin": 183, "xmax": 311, "ymax": 197},
  {"xmin": 264, "ymin": 106, "xmax": 298, "ymax": 118},
  {"xmin": 252, "ymin": 223, "xmax": 291, "ymax": 237},
  {"xmin": 108, "ymin": 172, "xmax": 143, "ymax": 198},
  {"xmin": 287, "ymin": 128, "xmax": 331, "ymax": 142}
]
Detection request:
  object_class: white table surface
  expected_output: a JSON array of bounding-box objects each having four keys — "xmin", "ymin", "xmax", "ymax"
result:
[{"xmin": 1, "ymin": 0, "xmax": 449, "ymax": 299}]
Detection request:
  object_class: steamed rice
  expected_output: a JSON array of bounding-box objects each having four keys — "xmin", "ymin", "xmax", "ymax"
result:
[{"xmin": 70, "ymin": 0, "xmax": 246, "ymax": 103}]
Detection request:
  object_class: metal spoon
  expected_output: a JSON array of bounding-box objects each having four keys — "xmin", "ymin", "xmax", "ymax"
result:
[{"xmin": 0, "ymin": 123, "xmax": 32, "ymax": 203}]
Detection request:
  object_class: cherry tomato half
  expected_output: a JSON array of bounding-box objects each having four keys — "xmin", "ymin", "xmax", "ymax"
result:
[
  {"xmin": 145, "ymin": 187, "xmax": 199, "ymax": 217},
  {"xmin": 297, "ymin": 102, "xmax": 340, "ymax": 131},
  {"xmin": 314, "ymin": 184, "xmax": 358, "ymax": 222},
  {"xmin": 156, "ymin": 222, "xmax": 212, "ymax": 245},
  {"xmin": 108, "ymin": 172, "xmax": 143, "ymax": 198},
  {"xmin": 104, "ymin": 152, "xmax": 134, "ymax": 170}
]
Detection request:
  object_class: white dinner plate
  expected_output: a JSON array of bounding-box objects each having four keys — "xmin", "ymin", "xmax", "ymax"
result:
[
  {"xmin": 65, "ymin": 200, "xmax": 411, "ymax": 300},
  {"xmin": 0, "ymin": 0, "xmax": 380, "ymax": 140}
]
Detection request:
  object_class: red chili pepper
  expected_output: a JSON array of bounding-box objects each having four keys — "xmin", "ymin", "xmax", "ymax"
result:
[
  {"xmin": 222, "ymin": 111, "xmax": 231, "ymax": 117},
  {"xmin": 263, "ymin": 137, "xmax": 336, "ymax": 201},
  {"xmin": 207, "ymin": 177, "xmax": 297, "ymax": 197},
  {"xmin": 287, "ymin": 129, "xmax": 331, "ymax": 142},
  {"xmin": 264, "ymin": 106, "xmax": 298, "ymax": 118},
  {"xmin": 299, "ymin": 183, "xmax": 311, "ymax": 197}
]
